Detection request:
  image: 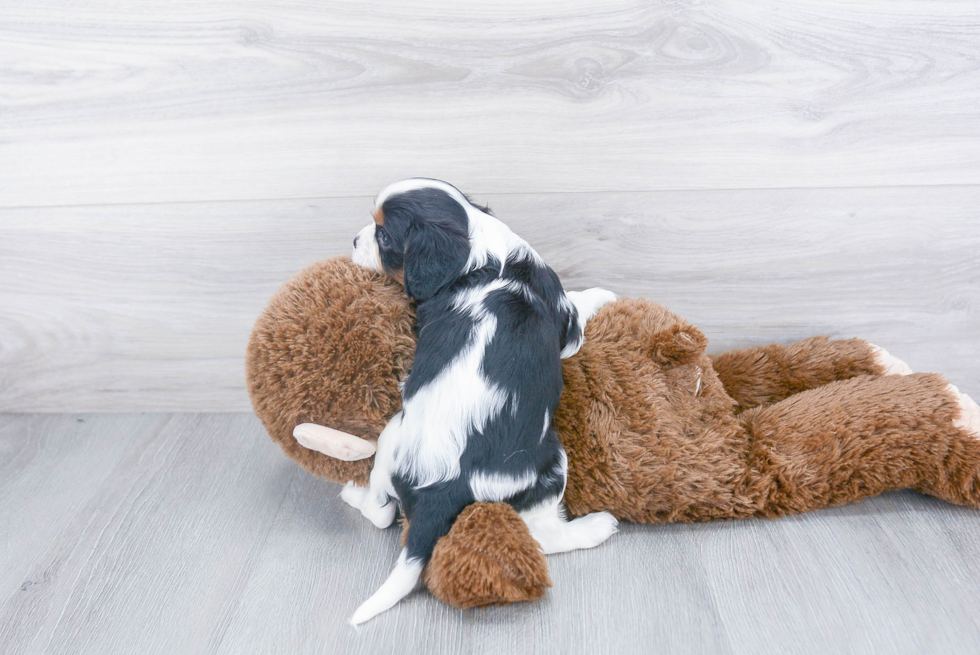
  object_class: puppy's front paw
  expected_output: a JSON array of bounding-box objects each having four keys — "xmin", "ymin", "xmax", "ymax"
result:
[
  {"xmin": 584, "ymin": 288, "xmax": 617, "ymax": 312},
  {"xmin": 342, "ymin": 481, "xmax": 397, "ymax": 529},
  {"xmin": 365, "ymin": 500, "xmax": 398, "ymax": 529},
  {"xmin": 341, "ymin": 481, "xmax": 368, "ymax": 511},
  {"xmin": 568, "ymin": 287, "xmax": 617, "ymax": 323}
]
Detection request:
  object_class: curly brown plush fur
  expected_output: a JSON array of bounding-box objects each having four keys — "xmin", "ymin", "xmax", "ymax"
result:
[
  {"xmin": 246, "ymin": 257, "xmax": 980, "ymax": 609},
  {"xmin": 557, "ymin": 303, "xmax": 978, "ymax": 521},
  {"xmin": 246, "ymin": 258, "xmax": 414, "ymax": 486},
  {"xmin": 423, "ymin": 503, "xmax": 552, "ymax": 608},
  {"xmin": 711, "ymin": 336, "xmax": 884, "ymax": 414}
]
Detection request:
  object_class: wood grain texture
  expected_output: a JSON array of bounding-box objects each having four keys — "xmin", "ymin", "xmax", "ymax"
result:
[
  {"xmin": 2, "ymin": 413, "xmax": 980, "ymax": 654},
  {"xmin": 700, "ymin": 494, "xmax": 980, "ymax": 653},
  {"xmin": 1, "ymin": 186, "xmax": 977, "ymax": 412},
  {"xmin": 0, "ymin": 415, "xmax": 164, "ymax": 602},
  {"xmin": 0, "ymin": 414, "xmax": 298, "ymax": 654},
  {"xmin": 1, "ymin": 0, "xmax": 979, "ymax": 207}
]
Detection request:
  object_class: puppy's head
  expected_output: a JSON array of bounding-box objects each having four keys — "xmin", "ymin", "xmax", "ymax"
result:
[{"xmin": 352, "ymin": 179, "xmax": 473, "ymax": 301}]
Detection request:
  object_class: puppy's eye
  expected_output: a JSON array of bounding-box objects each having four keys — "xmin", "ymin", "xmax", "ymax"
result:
[{"xmin": 377, "ymin": 230, "xmax": 390, "ymax": 247}]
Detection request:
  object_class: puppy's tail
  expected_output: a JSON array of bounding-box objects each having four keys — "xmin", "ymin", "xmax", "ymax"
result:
[
  {"xmin": 349, "ymin": 548, "xmax": 423, "ymax": 626},
  {"xmin": 349, "ymin": 496, "xmax": 461, "ymax": 626}
]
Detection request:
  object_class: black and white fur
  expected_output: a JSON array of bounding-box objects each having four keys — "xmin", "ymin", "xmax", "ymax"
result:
[{"xmin": 345, "ymin": 178, "xmax": 618, "ymax": 625}]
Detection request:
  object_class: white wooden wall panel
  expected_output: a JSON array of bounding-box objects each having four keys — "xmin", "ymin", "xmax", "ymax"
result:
[
  {"xmin": 1, "ymin": 0, "xmax": 979, "ymax": 207},
  {"xmin": 0, "ymin": 186, "xmax": 976, "ymax": 411},
  {"xmin": 0, "ymin": 0, "xmax": 977, "ymax": 411}
]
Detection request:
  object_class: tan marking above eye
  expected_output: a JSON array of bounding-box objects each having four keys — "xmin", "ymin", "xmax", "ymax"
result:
[{"xmin": 373, "ymin": 208, "xmax": 385, "ymax": 226}]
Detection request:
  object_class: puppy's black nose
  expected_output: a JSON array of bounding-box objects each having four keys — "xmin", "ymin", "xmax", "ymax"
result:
[{"xmin": 353, "ymin": 235, "xmax": 359, "ymax": 248}]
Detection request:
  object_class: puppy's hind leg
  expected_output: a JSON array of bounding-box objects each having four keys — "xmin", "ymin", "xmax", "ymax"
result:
[
  {"xmin": 521, "ymin": 497, "xmax": 618, "ymax": 555},
  {"xmin": 517, "ymin": 443, "xmax": 617, "ymax": 553}
]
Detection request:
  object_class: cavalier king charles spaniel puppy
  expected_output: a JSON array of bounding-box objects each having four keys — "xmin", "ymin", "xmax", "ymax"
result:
[{"xmin": 344, "ymin": 178, "xmax": 618, "ymax": 625}]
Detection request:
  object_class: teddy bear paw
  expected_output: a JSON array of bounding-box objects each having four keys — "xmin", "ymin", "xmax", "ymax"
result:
[
  {"xmin": 869, "ymin": 344, "xmax": 913, "ymax": 376},
  {"xmin": 949, "ymin": 384, "xmax": 980, "ymax": 440}
]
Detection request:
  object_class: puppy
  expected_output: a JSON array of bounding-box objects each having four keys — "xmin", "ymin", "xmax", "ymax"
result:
[{"xmin": 344, "ymin": 178, "xmax": 618, "ymax": 625}]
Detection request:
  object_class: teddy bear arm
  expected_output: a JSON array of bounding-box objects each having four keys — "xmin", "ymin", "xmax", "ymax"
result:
[
  {"xmin": 711, "ymin": 336, "xmax": 885, "ymax": 413},
  {"xmin": 734, "ymin": 372, "xmax": 980, "ymax": 517}
]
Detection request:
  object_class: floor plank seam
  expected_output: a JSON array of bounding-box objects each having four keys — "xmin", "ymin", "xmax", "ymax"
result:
[{"xmin": 2, "ymin": 182, "xmax": 979, "ymax": 213}]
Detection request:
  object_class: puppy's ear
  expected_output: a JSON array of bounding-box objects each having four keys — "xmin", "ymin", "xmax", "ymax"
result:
[{"xmin": 403, "ymin": 221, "xmax": 469, "ymax": 301}]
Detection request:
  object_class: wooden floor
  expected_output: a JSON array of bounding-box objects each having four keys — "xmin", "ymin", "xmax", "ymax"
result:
[{"xmin": 2, "ymin": 413, "xmax": 980, "ymax": 655}]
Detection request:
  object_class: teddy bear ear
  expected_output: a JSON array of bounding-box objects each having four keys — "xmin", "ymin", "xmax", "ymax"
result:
[
  {"xmin": 649, "ymin": 324, "xmax": 708, "ymax": 368},
  {"xmin": 292, "ymin": 423, "xmax": 377, "ymax": 461}
]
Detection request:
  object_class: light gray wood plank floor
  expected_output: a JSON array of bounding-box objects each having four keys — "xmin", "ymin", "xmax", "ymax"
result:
[{"xmin": 3, "ymin": 413, "xmax": 980, "ymax": 655}]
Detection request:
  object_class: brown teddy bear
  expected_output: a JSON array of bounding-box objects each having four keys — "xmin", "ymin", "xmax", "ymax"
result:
[{"xmin": 246, "ymin": 256, "xmax": 980, "ymax": 609}]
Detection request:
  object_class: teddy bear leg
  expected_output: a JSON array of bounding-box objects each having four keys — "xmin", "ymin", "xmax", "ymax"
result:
[
  {"xmin": 711, "ymin": 336, "xmax": 906, "ymax": 414},
  {"xmin": 949, "ymin": 383, "xmax": 980, "ymax": 441},
  {"xmin": 736, "ymin": 373, "xmax": 980, "ymax": 517},
  {"xmin": 520, "ymin": 497, "xmax": 618, "ymax": 554},
  {"xmin": 869, "ymin": 344, "xmax": 914, "ymax": 376}
]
